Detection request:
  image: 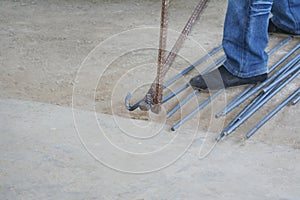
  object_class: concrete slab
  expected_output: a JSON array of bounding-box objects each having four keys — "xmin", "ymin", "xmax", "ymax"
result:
[{"xmin": 1, "ymin": 98, "xmax": 300, "ymax": 199}]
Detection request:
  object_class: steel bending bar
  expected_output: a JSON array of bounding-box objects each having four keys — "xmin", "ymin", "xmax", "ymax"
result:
[{"xmin": 125, "ymin": 45, "xmax": 222, "ymax": 111}]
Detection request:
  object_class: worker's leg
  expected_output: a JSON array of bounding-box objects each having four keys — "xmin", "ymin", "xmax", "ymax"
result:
[
  {"xmin": 223, "ymin": 0, "xmax": 273, "ymax": 78},
  {"xmin": 271, "ymin": 0, "xmax": 300, "ymax": 35},
  {"xmin": 190, "ymin": 0, "xmax": 273, "ymax": 90}
]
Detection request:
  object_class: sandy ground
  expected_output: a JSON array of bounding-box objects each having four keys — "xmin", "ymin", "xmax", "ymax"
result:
[{"xmin": 1, "ymin": 0, "xmax": 300, "ymax": 199}]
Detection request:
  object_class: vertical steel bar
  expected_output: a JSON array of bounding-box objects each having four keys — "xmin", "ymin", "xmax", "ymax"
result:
[
  {"xmin": 125, "ymin": 45, "xmax": 222, "ymax": 111},
  {"xmin": 159, "ymin": 0, "xmax": 209, "ymax": 79},
  {"xmin": 144, "ymin": 0, "xmax": 209, "ymax": 112},
  {"xmin": 153, "ymin": 0, "xmax": 169, "ymax": 107}
]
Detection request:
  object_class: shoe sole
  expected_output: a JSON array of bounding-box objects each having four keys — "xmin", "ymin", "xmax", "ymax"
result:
[{"xmin": 191, "ymin": 83, "xmax": 259, "ymax": 92}]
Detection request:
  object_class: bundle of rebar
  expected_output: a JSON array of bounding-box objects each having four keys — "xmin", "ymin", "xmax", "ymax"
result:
[
  {"xmin": 124, "ymin": 2, "xmax": 299, "ymax": 141},
  {"xmin": 217, "ymin": 49, "xmax": 300, "ymax": 141}
]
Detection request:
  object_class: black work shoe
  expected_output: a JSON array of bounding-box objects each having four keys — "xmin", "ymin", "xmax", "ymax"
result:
[
  {"xmin": 189, "ymin": 65, "xmax": 267, "ymax": 90},
  {"xmin": 268, "ymin": 19, "xmax": 300, "ymax": 37}
]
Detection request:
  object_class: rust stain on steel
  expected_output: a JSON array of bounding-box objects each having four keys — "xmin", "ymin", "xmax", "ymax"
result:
[
  {"xmin": 140, "ymin": 0, "xmax": 209, "ymax": 112},
  {"xmin": 153, "ymin": 0, "xmax": 169, "ymax": 106}
]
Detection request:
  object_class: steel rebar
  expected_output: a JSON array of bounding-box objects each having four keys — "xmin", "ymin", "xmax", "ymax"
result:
[
  {"xmin": 171, "ymin": 89, "xmax": 224, "ymax": 131},
  {"xmin": 170, "ymin": 38, "xmax": 293, "ymax": 131},
  {"xmin": 246, "ymin": 87, "xmax": 300, "ymax": 138},
  {"xmin": 217, "ymin": 57, "xmax": 300, "ymax": 141},
  {"xmin": 167, "ymin": 90, "xmax": 200, "ymax": 118},
  {"xmin": 162, "ymin": 83, "xmax": 189, "ymax": 103},
  {"xmin": 263, "ymin": 60, "xmax": 300, "ymax": 93},
  {"xmin": 224, "ymin": 65, "xmax": 300, "ymax": 136},
  {"xmin": 217, "ymin": 41, "xmax": 299, "ymax": 117},
  {"xmin": 237, "ymin": 60, "xmax": 300, "ymax": 119},
  {"xmin": 215, "ymin": 85, "xmax": 253, "ymax": 118},
  {"xmin": 125, "ymin": 45, "xmax": 222, "ymax": 111},
  {"xmin": 166, "ymin": 55, "xmax": 226, "ymax": 118},
  {"xmin": 218, "ymin": 52, "xmax": 300, "ymax": 118},
  {"xmin": 291, "ymin": 95, "xmax": 300, "ymax": 105},
  {"xmin": 141, "ymin": 0, "xmax": 209, "ymax": 112},
  {"xmin": 153, "ymin": 0, "xmax": 169, "ymax": 107},
  {"xmin": 164, "ymin": 45, "xmax": 222, "ymax": 88}
]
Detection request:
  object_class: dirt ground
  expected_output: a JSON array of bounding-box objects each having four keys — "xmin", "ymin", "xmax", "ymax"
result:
[
  {"xmin": 1, "ymin": 0, "xmax": 299, "ymax": 144},
  {"xmin": 1, "ymin": 0, "xmax": 300, "ymax": 199}
]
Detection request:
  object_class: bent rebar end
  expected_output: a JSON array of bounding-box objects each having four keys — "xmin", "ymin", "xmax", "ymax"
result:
[{"xmin": 125, "ymin": 93, "xmax": 140, "ymax": 111}]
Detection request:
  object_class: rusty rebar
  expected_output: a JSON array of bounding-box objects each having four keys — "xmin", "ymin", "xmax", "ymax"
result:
[
  {"xmin": 140, "ymin": 0, "xmax": 209, "ymax": 112},
  {"xmin": 152, "ymin": 0, "xmax": 169, "ymax": 112}
]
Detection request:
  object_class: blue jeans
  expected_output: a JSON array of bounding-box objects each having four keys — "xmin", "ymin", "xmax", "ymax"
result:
[{"xmin": 223, "ymin": 0, "xmax": 300, "ymax": 78}]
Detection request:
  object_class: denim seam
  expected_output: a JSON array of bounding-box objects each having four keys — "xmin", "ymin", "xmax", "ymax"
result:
[
  {"xmin": 239, "ymin": 0, "xmax": 252, "ymax": 77},
  {"xmin": 272, "ymin": 1, "xmax": 300, "ymax": 35},
  {"xmin": 288, "ymin": 0, "xmax": 299, "ymax": 33}
]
